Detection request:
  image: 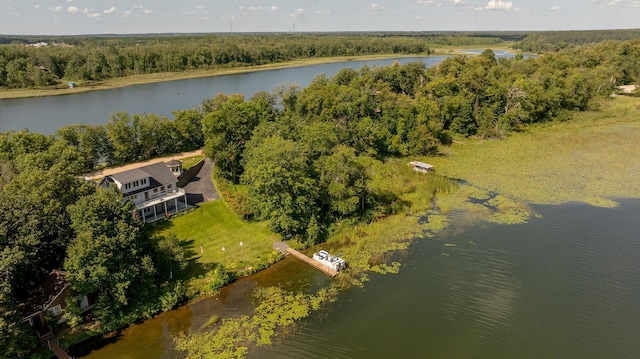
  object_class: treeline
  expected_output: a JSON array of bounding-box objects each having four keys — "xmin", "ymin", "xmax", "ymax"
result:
[
  {"xmin": 0, "ymin": 34, "xmax": 434, "ymax": 89},
  {"xmin": 513, "ymin": 29, "xmax": 640, "ymax": 53},
  {"xmin": 2, "ymin": 39, "xmax": 640, "ymax": 356}
]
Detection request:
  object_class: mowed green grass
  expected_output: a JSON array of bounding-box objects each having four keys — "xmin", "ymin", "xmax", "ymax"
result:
[
  {"xmin": 154, "ymin": 200, "xmax": 279, "ymax": 276},
  {"xmin": 425, "ymin": 96, "xmax": 640, "ymax": 207}
]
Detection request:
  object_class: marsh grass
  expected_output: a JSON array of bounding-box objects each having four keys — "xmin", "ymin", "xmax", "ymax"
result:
[{"xmin": 426, "ymin": 97, "xmax": 640, "ymax": 207}]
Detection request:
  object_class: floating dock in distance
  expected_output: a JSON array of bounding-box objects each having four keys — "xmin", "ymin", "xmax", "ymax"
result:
[{"xmin": 273, "ymin": 242, "xmax": 339, "ymax": 277}]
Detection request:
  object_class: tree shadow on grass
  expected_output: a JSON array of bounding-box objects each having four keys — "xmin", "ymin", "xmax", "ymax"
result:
[
  {"xmin": 144, "ymin": 218, "xmax": 175, "ymax": 233},
  {"xmin": 175, "ymin": 239, "xmax": 208, "ymax": 280}
]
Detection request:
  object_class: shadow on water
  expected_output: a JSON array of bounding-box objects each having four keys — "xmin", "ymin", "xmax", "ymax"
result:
[{"xmin": 68, "ymin": 332, "xmax": 123, "ymax": 357}]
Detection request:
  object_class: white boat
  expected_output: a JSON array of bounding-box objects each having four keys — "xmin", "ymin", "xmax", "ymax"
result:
[{"xmin": 312, "ymin": 250, "xmax": 346, "ymax": 272}]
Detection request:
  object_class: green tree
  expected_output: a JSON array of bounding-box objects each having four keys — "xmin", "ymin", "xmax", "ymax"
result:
[
  {"xmin": 0, "ymin": 168, "xmax": 92, "ymax": 296},
  {"xmin": 172, "ymin": 109, "xmax": 204, "ymax": 151},
  {"xmin": 136, "ymin": 113, "xmax": 172, "ymax": 159},
  {"xmin": 64, "ymin": 188, "xmax": 156, "ymax": 330},
  {"xmin": 202, "ymin": 94, "xmax": 273, "ymax": 182},
  {"xmin": 56, "ymin": 124, "xmax": 110, "ymax": 173},
  {"xmin": 242, "ymin": 136, "xmax": 318, "ymax": 236},
  {"xmin": 318, "ymin": 145, "xmax": 369, "ymax": 220},
  {"xmin": 0, "ymin": 284, "xmax": 37, "ymax": 358},
  {"xmin": 105, "ymin": 112, "xmax": 138, "ymax": 165}
]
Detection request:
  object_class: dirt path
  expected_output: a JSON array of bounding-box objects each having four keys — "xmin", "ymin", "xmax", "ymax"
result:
[{"xmin": 84, "ymin": 149, "xmax": 203, "ymax": 180}]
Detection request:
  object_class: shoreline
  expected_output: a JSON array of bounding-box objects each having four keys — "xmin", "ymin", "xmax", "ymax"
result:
[
  {"xmin": 0, "ymin": 54, "xmax": 429, "ymax": 100},
  {"xmin": 0, "ymin": 46, "xmax": 516, "ymax": 100}
]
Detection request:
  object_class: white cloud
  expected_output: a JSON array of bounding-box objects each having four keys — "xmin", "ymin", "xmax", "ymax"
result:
[
  {"xmin": 34, "ymin": 4, "xmax": 42, "ymax": 10},
  {"xmin": 245, "ymin": 6, "xmax": 278, "ymax": 12},
  {"xmin": 67, "ymin": 6, "xmax": 80, "ymax": 14},
  {"xmin": 103, "ymin": 7, "xmax": 117, "ymax": 14},
  {"xmin": 290, "ymin": 8, "xmax": 305, "ymax": 18},
  {"xmin": 416, "ymin": 0, "xmax": 435, "ymax": 4},
  {"xmin": 549, "ymin": 5, "xmax": 560, "ymax": 11},
  {"xmin": 50, "ymin": 6, "xmax": 63, "ymax": 12},
  {"xmin": 484, "ymin": 0, "xmax": 513, "ymax": 10},
  {"xmin": 87, "ymin": 13, "xmax": 101, "ymax": 18},
  {"xmin": 316, "ymin": 10, "xmax": 331, "ymax": 15},
  {"xmin": 368, "ymin": 4, "xmax": 386, "ymax": 11},
  {"xmin": 451, "ymin": 0, "xmax": 464, "ymax": 5},
  {"xmin": 65, "ymin": 0, "xmax": 73, "ymax": 3},
  {"xmin": 144, "ymin": 9, "xmax": 153, "ymax": 15}
]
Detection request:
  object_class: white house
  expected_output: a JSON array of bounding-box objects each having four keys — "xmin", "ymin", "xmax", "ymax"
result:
[{"xmin": 100, "ymin": 161, "xmax": 188, "ymax": 223}]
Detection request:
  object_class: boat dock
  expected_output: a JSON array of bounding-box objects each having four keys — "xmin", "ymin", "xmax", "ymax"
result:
[{"xmin": 273, "ymin": 242, "xmax": 339, "ymax": 277}]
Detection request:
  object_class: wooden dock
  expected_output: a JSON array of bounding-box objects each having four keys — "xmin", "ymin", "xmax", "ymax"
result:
[{"xmin": 274, "ymin": 242, "xmax": 339, "ymax": 277}]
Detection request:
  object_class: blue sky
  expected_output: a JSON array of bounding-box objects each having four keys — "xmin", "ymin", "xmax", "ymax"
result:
[{"xmin": 1, "ymin": 0, "xmax": 639, "ymax": 35}]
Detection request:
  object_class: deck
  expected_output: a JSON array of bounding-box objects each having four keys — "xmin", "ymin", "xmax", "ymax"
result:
[{"xmin": 273, "ymin": 242, "xmax": 339, "ymax": 277}]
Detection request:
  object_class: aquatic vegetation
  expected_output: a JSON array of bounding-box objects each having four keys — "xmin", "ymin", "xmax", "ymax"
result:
[
  {"xmin": 174, "ymin": 286, "xmax": 338, "ymax": 359},
  {"xmin": 427, "ymin": 97, "xmax": 640, "ymax": 206}
]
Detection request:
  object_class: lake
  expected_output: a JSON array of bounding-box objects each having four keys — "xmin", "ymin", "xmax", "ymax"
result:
[
  {"xmin": 254, "ymin": 199, "xmax": 640, "ymax": 359},
  {"xmin": 0, "ymin": 56, "xmax": 449, "ymax": 135},
  {"xmin": 76, "ymin": 199, "xmax": 640, "ymax": 358}
]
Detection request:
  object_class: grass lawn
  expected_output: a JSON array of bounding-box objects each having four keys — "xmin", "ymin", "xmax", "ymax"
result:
[
  {"xmin": 152, "ymin": 201, "xmax": 280, "ymax": 278},
  {"xmin": 181, "ymin": 155, "xmax": 205, "ymax": 170}
]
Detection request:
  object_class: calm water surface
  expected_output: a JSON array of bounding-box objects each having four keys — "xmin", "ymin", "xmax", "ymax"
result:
[
  {"xmin": 255, "ymin": 200, "xmax": 640, "ymax": 359},
  {"xmin": 0, "ymin": 56, "xmax": 447, "ymax": 134},
  {"xmin": 77, "ymin": 199, "xmax": 640, "ymax": 358}
]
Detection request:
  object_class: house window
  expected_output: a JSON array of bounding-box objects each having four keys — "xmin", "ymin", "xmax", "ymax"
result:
[
  {"xmin": 167, "ymin": 184, "xmax": 172, "ymax": 190},
  {"xmin": 47, "ymin": 304, "xmax": 62, "ymax": 316},
  {"xmin": 80, "ymin": 296, "xmax": 89, "ymax": 310},
  {"xmin": 153, "ymin": 188, "xmax": 158, "ymax": 193},
  {"xmin": 160, "ymin": 186, "xmax": 165, "ymax": 192}
]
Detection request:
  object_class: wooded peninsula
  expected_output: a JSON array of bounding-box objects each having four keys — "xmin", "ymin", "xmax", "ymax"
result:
[{"xmin": 1, "ymin": 31, "xmax": 639, "ymax": 358}]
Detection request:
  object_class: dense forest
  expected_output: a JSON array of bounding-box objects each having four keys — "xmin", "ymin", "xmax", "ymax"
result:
[
  {"xmin": 1, "ymin": 37, "xmax": 640, "ymax": 356},
  {"xmin": 513, "ymin": 28, "xmax": 640, "ymax": 53}
]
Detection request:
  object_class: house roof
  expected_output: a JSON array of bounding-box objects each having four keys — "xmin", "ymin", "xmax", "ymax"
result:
[
  {"xmin": 21, "ymin": 270, "xmax": 69, "ymax": 317},
  {"xmin": 106, "ymin": 162, "xmax": 177, "ymax": 186},
  {"xmin": 167, "ymin": 159, "xmax": 182, "ymax": 167},
  {"xmin": 109, "ymin": 168, "xmax": 150, "ymax": 185},
  {"xmin": 137, "ymin": 162, "xmax": 177, "ymax": 185}
]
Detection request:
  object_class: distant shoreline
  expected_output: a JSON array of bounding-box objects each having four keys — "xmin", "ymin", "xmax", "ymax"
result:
[{"xmin": 0, "ymin": 46, "xmax": 513, "ymax": 100}]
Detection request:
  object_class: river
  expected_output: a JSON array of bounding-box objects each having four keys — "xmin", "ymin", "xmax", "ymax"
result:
[
  {"xmin": 75, "ymin": 199, "xmax": 640, "ymax": 358},
  {"xmin": 0, "ymin": 56, "xmax": 450, "ymax": 135}
]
